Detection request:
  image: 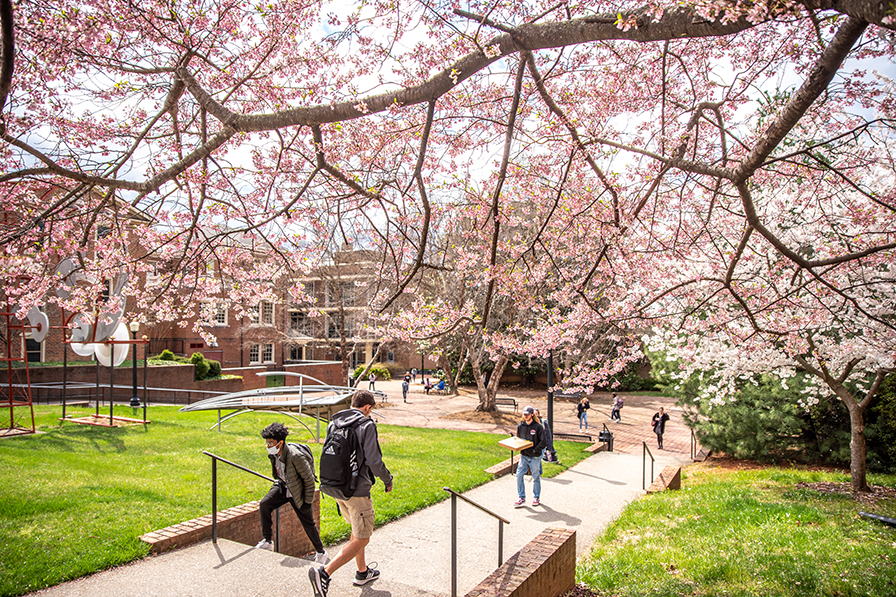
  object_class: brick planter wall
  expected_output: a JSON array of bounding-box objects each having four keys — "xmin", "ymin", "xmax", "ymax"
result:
[
  {"xmin": 8, "ymin": 361, "xmax": 343, "ymax": 405},
  {"xmin": 140, "ymin": 490, "xmax": 321, "ymax": 558},
  {"xmin": 465, "ymin": 527, "xmax": 575, "ymax": 597}
]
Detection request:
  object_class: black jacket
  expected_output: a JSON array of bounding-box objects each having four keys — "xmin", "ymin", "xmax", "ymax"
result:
[{"xmin": 517, "ymin": 420, "xmax": 546, "ymax": 458}]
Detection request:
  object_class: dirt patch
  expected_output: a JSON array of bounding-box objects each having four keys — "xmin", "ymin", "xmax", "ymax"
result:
[
  {"xmin": 795, "ymin": 481, "xmax": 896, "ymax": 506},
  {"xmin": 441, "ymin": 410, "xmax": 520, "ymax": 426}
]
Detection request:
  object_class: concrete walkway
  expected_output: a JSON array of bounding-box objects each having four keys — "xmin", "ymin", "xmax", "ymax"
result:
[{"xmin": 31, "ymin": 385, "xmax": 692, "ymax": 597}]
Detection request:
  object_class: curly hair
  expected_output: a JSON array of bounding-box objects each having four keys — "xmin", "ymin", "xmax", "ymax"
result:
[{"xmin": 260, "ymin": 422, "xmax": 290, "ymax": 442}]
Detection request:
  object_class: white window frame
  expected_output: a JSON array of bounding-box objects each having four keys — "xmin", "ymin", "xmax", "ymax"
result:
[
  {"xmin": 250, "ymin": 343, "xmax": 275, "ymax": 365},
  {"xmin": 200, "ymin": 302, "xmax": 228, "ymax": 327}
]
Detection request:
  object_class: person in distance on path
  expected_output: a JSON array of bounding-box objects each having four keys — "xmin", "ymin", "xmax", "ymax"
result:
[
  {"xmin": 514, "ymin": 405, "xmax": 546, "ymax": 508},
  {"xmin": 652, "ymin": 407, "xmax": 670, "ymax": 450},
  {"xmin": 309, "ymin": 390, "xmax": 393, "ymax": 597}
]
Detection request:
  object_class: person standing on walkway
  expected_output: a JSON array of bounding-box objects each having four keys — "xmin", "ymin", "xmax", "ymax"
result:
[
  {"xmin": 309, "ymin": 390, "xmax": 393, "ymax": 597},
  {"xmin": 652, "ymin": 407, "xmax": 670, "ymax": 449},
  {"xmin": 401, "ymin": 374, "xmax": 409, "ymax": 403},
  {"xmin": 368, "ymin": 371, "xmax": 376, "ymax": 391},
  {"xmin": 411, "ymin": 367, "xmax": 417, "ymax": 383},
  {"xmin": 577, "ymin": 396, "xmax": 590, "ymax": 430},
  {"xmin": 256, "ymin": 422, "xmax": 328, "ymax": 563},
  {"xmin": 515, "ymin": 405, "xmax": 546, "ymax": 507},
  {"xmin": 610, "ymin": 393, "xmax": 623, "ymax": 422}
]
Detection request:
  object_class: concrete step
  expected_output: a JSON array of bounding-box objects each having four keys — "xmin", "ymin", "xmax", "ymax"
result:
[{"xmin": 31, "ymin": 538, "xmax": 446, "ymax": 597}]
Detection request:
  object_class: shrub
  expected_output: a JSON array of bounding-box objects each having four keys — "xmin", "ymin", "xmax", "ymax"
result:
[
  {"xmin": 352, "ymin": 362, "xmax": 391, "ymax": 381},
  {"xmin": 159, "ymin": 349, "xmax": 175, "ymax": 361},
  {"xmin": 207, "ymin": 359, "xmax": 222, "ymax": 378},
  {"xmin": 190, "ymin": 352, "xmax": 210, "ymax": 380}
]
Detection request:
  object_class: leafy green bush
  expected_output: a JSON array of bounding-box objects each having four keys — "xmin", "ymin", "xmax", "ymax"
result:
[
  {"xmin": 190, "ymin": 352, "xmax": 210, "ymax": 380},
  {"xmin": 352, "ymin": 362, "xmax": 391, "ymax": 381},
  {"xmin": 159, "ymin": 349, "xmax": 175, "ymax": 361},
  {"xmin": 206, "ymin": 359, "xmax": 222, "ymax": 378}
]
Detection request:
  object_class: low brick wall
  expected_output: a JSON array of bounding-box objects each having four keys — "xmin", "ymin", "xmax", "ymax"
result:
[
  {"xmin": 465, "ymin": 527, "xmax": 575, "ymax": 597},
  {"xmin": 140, "ymin": 490, "xmax": 321, "ymax": 558},
  {"xmin": 646, "ymin": 465, "xmax": 681, "ymax": 493}
]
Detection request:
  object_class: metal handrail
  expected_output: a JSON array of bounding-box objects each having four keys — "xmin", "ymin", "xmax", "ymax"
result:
[
  {"xmin": 202, "ymin": 451, "xmax": 280, "ymax": 549},
  {"xmin": 443, "ymin": 487, "xmax": 510, "ymax": 597},
  {"xmin": 642, "ymin": 442, "xmax": 655, "ymax": 490}
]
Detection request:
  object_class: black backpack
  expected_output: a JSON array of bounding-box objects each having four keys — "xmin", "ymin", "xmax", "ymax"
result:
[{"xmin": 319, "ymin": 419, "xmax": 363, "ymax": 498}]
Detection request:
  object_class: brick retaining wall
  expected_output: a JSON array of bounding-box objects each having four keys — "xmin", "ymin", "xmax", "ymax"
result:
[
  {"xmin": 140, "ymin": 490, "xmax": 321, "ymax": 558},
  {"xmin": 465, "ymin": 527, "xmax": 575, "ymax": 597}
]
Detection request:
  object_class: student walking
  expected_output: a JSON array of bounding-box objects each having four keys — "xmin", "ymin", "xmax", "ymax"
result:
[
  {"xmin": 609, "ymin": 393, "xmax": 623, "ymax": 422},
  {"xmin": 368, "ymin": 372, "xmax": 376, "ymax": 391},
  {"xmin": 652, "ymin": 407, "xmax": 670, "ymax": 450},
  {"xmin": 514, "ymin": 406, "xmax": 546, "ymax": 507},
  {"xmin": 255, "ymin": 423, "xmax": 327, "ymax": 563},
  {"xmin": 309, "ymin": 391, "xmax": 393, "ymax": 597}
]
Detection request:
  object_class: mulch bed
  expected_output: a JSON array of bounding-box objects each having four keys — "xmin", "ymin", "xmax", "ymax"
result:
[
  {"xmin": 441, "ymin": 410, "xmax": 520, "ymax": 425},
  {"xmin": 795, "ymin": 481, "xmax": 896, "ymax": 505}
]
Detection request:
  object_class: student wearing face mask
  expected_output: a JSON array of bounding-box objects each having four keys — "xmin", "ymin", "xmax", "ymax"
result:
[{"xmin": 255, "ymin": 422, "xmax": 328, "ymax": 564}]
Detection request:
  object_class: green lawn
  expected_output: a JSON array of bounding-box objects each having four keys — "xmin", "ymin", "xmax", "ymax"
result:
[
  {"xmin": 578, "ymin": 465, "xmax": 896, "ymax": 597},
  {"xmin": 0, "ymin": 404, "xmax": 588, "ymax": 597}
]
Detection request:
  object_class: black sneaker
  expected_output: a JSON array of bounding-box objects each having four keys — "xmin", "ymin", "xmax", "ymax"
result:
[
  {"xmin": 309, "ymin": 566, "xmax": 330, "ymax": 597},
  {"xmin": 353, "ymin": 563, "xmax": 380, "ymax": 586}
]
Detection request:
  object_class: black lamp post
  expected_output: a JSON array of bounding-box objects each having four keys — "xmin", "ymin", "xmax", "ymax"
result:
[{"xmin": 129, "ymin": 320, "xmax": 141, "ymax": 409}]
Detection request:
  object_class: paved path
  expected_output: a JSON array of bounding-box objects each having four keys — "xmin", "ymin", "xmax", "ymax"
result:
[{"xmin": 31, "ymin": 385, "xmax": 691, "ymax": 597}]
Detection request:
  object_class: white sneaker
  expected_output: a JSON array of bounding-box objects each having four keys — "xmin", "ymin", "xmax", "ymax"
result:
[
  {"xmin": 315, "ymin": 550, "xmax": 329, "ymax": 564},
  {"xmin": 254, "ymin": 539, "xmax": 273, "ymax": 550}
]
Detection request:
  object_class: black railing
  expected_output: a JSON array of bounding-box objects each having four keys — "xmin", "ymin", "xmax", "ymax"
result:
[
  {"xmin": 443, "ymin": 487, "xmax": 510, "ymax": 597},
  {"xmin": 203, "ymin": 451, "xmax": 281, "ymax": 549},
  {"xmin": 642, "ymin": 441, "xmax": 655, "ymax": 490}
]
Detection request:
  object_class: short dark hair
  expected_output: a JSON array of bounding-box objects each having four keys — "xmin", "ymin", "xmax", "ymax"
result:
[
  {"xmin": 352, "ymin": 390, "xmax": 376, "ymax": 409},
  {"xmin": 261, "ymin": 422, "xmax": 289, "ymax": 442}
]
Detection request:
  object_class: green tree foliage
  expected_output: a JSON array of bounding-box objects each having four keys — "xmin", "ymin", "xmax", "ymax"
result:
[
  {"xmin": 352, "ymin": 362, "xmax": 391, "ymax": 382},
  {"xmin": 158, "ymin": 349, "xmax": 175, "ymax": 361},
  {"xmin": 650, "ymin": 349, "xmax": 896, "ymax": 472}
]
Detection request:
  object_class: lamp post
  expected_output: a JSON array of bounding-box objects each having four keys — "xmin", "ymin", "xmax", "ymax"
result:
[{"xmin": 129, "ymin": 320, "xmax": 141, "ymax": 409}]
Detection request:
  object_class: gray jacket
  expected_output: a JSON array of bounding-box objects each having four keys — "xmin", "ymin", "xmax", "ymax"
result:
[
  {"xmin": 269, "ymin": 442, "xmax": 316, "ymax": 507},
  {"xmin": 326, "ymin": 408, "xmax": 392, "ymax": 499}
]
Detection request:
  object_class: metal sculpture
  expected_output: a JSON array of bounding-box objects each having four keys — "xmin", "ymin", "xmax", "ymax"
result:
[{"xmin": 179, "ymin": 372, "xmax": 385, "ymax": 440}]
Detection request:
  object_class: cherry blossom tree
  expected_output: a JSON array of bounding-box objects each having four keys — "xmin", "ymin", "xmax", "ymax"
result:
[{"xmin": 0, "ymin": 1, "xmax": 894, "ymax": 443}]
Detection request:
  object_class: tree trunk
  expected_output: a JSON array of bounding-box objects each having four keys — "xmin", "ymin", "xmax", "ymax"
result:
[
  {"xmin": 452, "ymin": 346, "xmax": 467, "ymax": 392},
  {"xmin": 846, "ymin": 402, "xmax": 870, "ymax": 493},
  {"xmin": 472, "ymin": 353, "xmax": 509, "ymax": 412}
]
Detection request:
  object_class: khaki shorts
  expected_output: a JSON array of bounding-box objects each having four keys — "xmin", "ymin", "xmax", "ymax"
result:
[{"xmin": 335, "ymin": 495, "xmax": 375, "ymax": 539}]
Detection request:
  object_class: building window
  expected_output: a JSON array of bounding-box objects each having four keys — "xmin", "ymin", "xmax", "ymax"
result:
[
  {"xmin": 289, "ymin": 345, "xmax": 304, "ymax": 361},
  {"xmin": 250, "ymin": 343, "xmax": 275, "ymax": 364},
  {"xmin": 96, "ymin": 224, "xmax": 111, "ymax": 239},
  {"xmin": 201, "ymin": 302, "xmax": 227, "ymax": 326},
  {"xmin": 24, "ymin": 338, "xmax": 42, "ymax": 363},
  {"xmin": 290, "ymin": 310, "xmax": 312, "ymax": 335},
  {"xmin": 386, "ymin": 351, "xmax": 395, "ymax": 363},
  {"xmin": 251, "ymin": 300, "xmax": 274, "ymax": 325}
]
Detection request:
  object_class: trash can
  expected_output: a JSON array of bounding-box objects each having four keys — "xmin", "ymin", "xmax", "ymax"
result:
[{"xmin": 598, "ymin": 429, "xmax": 614, "ymax": 452}]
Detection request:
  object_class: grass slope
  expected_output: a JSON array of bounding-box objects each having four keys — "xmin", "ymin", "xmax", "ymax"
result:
[{"xmin": 578, "ymin": 465, "xmax": 896, "ymax": 597}]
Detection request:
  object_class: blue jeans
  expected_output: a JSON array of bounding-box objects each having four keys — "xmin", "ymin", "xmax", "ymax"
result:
[
  {"xmin": 579, "ymin": 411, "xmax": 588, "ymax": 429},
  {"xmin": 516, "ymin": 454, "xmax": 542, "ymax": 499}
]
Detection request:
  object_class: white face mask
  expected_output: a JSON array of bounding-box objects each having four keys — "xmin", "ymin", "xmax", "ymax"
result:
[{"xmin": 267, "ymin": 444, "xmax": 280, "ymax": 455}]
